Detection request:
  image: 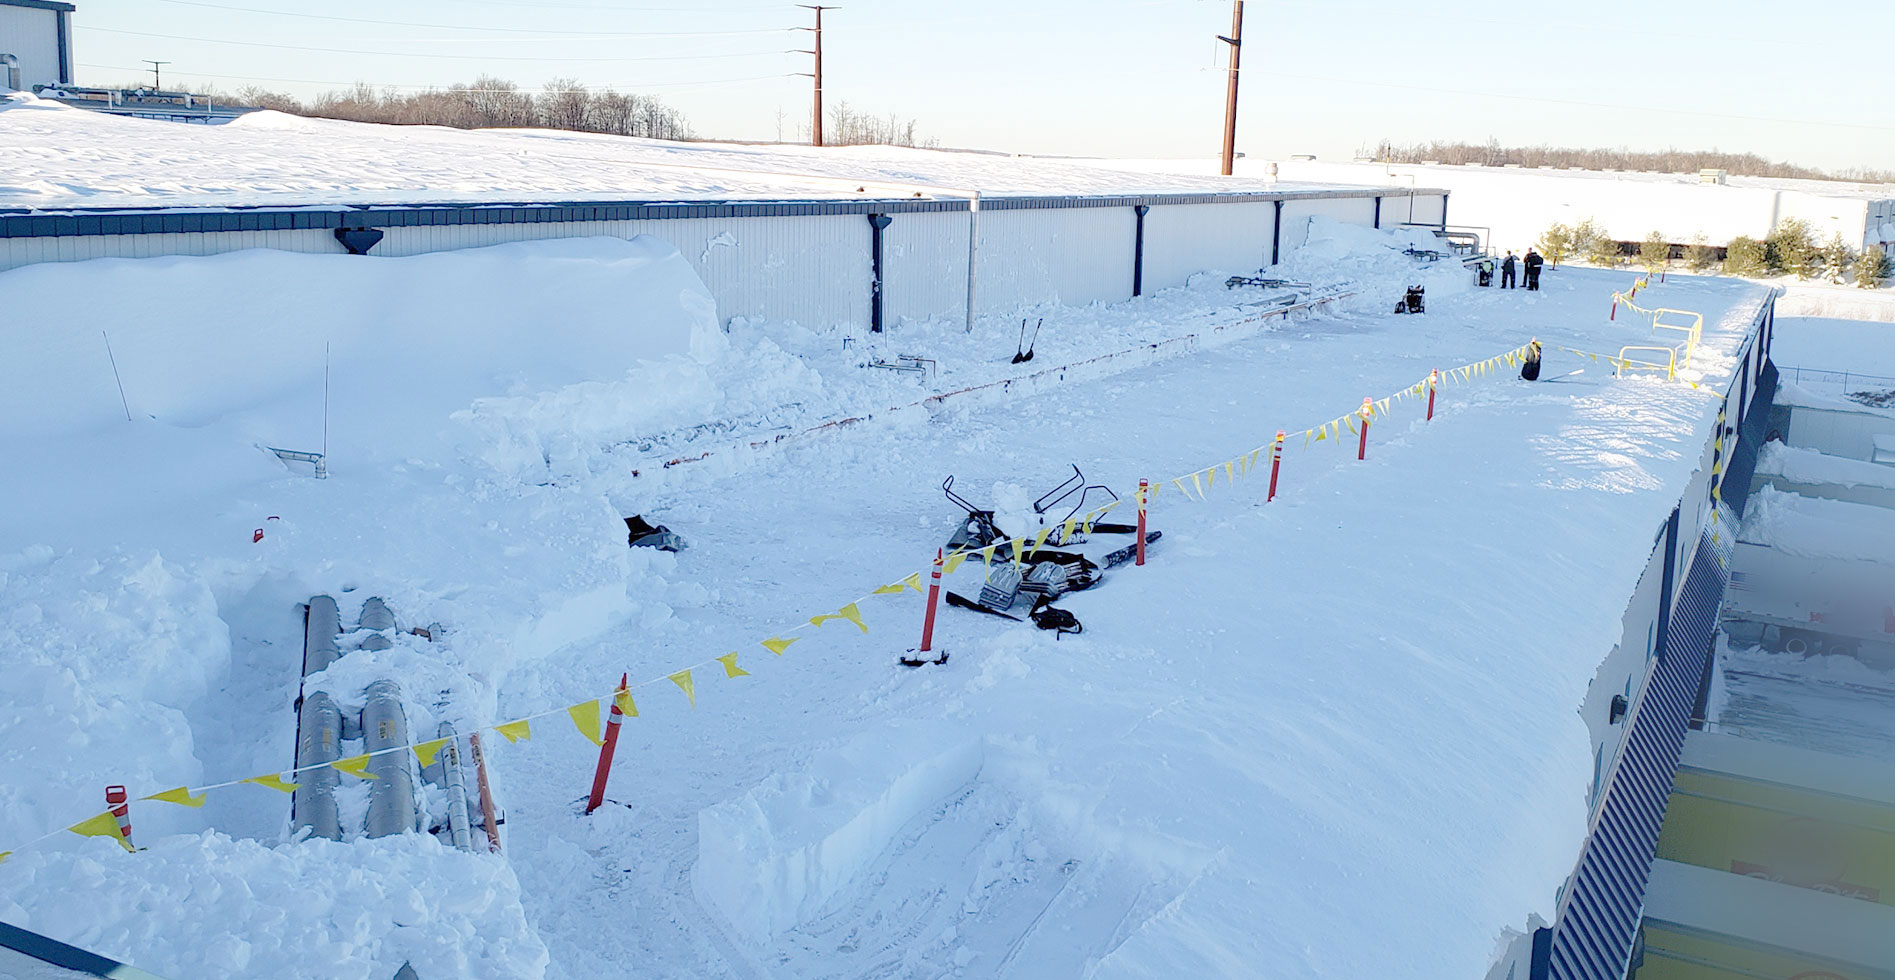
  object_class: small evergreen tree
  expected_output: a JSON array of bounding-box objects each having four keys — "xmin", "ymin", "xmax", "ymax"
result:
[
  {"xmin": 1860, "ymin": 245, "xmax": 1891, "ymax": 289},
  {"xmin": 1684, "ymin": 233, "xmax": 1715, "ymax": 273},
  {"xmin": 1587, "ymin": 230, "xmax": 1621, "ymax": 267},
  {"xmin": 1820, "ymin": 233, "xmax": 1854, "ymax": 284},
  {"xmin": 1571, "ymin": 218, "xmax": 1603, "ymax": 260},
  {"xmin": 1539, "ymin": 223, "xmax": 1573, "ymax": 268},
  {"xmin": 1765, "ymin": 217, "xmax": 1818, "ymax": 278},
  {"xmin": 1639, "ymin": 231, "xmax": 1669, "ymax": 277},
  {"xmin": 1724, "ymin": 236, "xmax": 1767, "ymax": 277}
]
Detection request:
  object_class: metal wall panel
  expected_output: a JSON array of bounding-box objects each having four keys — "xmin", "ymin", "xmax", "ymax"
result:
[
  {"xmin": 0, "ymin": 4, "xmax": 61, "ymax": 88},
  {"xmin": 0, "ymin": 228, "xmax": 341, "ymax": 273},
  {"xmin": 1276, "ymin": 196, "xmax": 1380, "ymax": 252},
  {"xmin": 883, "ymin": 209, "xmax": 970, "ymax": 325},
  {"xmin": 1141, "ymin": 201, "xmax": 1275, "ymax": 291},
  {"xmin": 972, "ymin": 206, "xmax": 1135, "ymax": 312}
]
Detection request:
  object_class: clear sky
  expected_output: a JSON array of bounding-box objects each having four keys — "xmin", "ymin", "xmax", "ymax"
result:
[{"xmin": 68, "ymin": 0, "xmax": 1894, "ymax": 173}]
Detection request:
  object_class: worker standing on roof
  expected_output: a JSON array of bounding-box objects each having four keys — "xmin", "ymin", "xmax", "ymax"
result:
[
  {"xmin": 1523, "ymin": 248, "xmax": 1544, "ymax": 291},
  {"xmin": 1501, "ymin": 250, "xmax": 1518, "ymax": 289}
]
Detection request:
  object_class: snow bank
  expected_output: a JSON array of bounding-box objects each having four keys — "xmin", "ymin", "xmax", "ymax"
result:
[
  {"xmin": 0, "ymin": 236, "xmax": 719, "ymax": 448},
  {"xmin": 694, "ymin": 727, "xmax": 985, "ymax": 944},
  {"xmin": 1756, "ymin": 441, "xmax": 1895, "ymax": 492},
  {"xmin": 0, "ymin": 832, "xmax": 547, "ymax": 979},
  {"xmin": 0, "ymin": 549, "xmax": 227, "ymax": 842},
  {"xmin": 1739, "ymin": 486, "xmax": 1895, "ymax": 562},
  {"xmin": 1277, "ymin": 216, "xmax": 1473, "ymax": 315}
]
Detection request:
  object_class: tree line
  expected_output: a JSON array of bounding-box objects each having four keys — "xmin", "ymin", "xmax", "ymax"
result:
[
  {"xmin": 1534, "ymin": 217, "xmax": 1889, "ymax": 288},
  {"xmin": 223, "ymin": 76, "xmax": 696, "ymax": 141},
  {"xmin": 1365, "ymin": 140, "xmax": 1894, "ymax": 185}
]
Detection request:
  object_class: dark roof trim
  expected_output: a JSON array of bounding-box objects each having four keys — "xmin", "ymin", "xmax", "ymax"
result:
[
  {"xmin": 0, "ymin": 187, "xmax": 1450, "ymax": 239},
  {"xmin": 0, "ymin": 0, "xmax": 77, "ymax": 12},
  {"xmin": 0, "ymin": 920, "xmax": 169, "ymax": 979}
]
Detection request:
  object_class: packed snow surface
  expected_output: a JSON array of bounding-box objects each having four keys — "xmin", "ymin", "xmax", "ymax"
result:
[
  {"xmin": 0, "ymin": 219, "xmax": 1768, "ymax": 978},
  {"xmin": 0, "ymin": 93, "xmax": 1383, "ymax": 211}
]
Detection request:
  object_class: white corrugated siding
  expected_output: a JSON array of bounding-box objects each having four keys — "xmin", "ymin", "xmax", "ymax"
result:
[
  {"xmin": 0, "ymin": 228, "xmax": 342, "ymax": 272},
  {"xmin": 1141, "ymin": 201, "xmax": 1275, "ymax": 290},
  {"xmin": 376, "ymin": 215, "xmax": 869, "ymax": 329},
  {"xmin": 1276, "ymin": 196, "xmax": 1379, "ymax": 254},
  {"xmin": 883, "ymin": 210, "xmax": 970, "ymax": 325},
  {"xmin": 0, "ymin": 5, "xmax": 62, "ymax": 88},
  {"xmin": 973, "ymin": 207, "xmax": 1135, "ymax": 312}
]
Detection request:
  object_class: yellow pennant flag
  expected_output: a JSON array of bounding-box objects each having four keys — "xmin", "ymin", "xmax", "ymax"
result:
[
  {"xmin": 1345, "ymin": 416, "xmax": 1358, "ymax": 435},
  {"xmin": 67, "ymin": 811, "xmax": 134, "ymax": 852},
  {"xmin": 1312, "ymin": 427, "xmax": 1326, "ymax": 443},
  {"xmin": 1190, "ymin": 471, "xmax": 1205, "ymax": 498},
  {"xmin": 1061, "ymin": 518, "xmax": 1078, "ymax": 542},
  {"xmin": 495, "ymin": 719, "xmax": 532, "ymax": 743},
  {"xmin": 0, "ymin": 851, "xmax": 10, "ymax": 865},
  {"xmin": 872, "ymin": 579, "xmax": 909, "ymax": 595},
  {"xmin": 332, "ymin": 753, "xmax": 379, "ymax": 779},
  {"xmin": 614, "ymin": 686, "xmax": 638, "ymax": 717},
  {"xmin": 762, "ymin": 636, "xmax": 798, "ymax": 656},
  {"xmin": 1225, "ymin": 460, "xmax": 1236, "ymax": 484},
  {"xmin": 668, "ymin": 669, "xmax": 696, "ymax": 708},
  {"xmin": 245, "ymin": 773, "xmax": 299, "ymax": 793},
  {"xmin": 979, "ymin": 544, "xmax": 999, "ymax": 565},
  {"xmin": 1378, "ymin": 399, "xmax": 1391, "ymax": 415},
  {"xmin": 718, "ymin": 652, "xmax": 749, "ymax": 678},
  {"xmin": 1009, "ymin": 537, "xmax": 1027, "ymax": 568},
  {"xmin": 1204, "ymin": 466, "xmax": 1216, "ymax": 491},
  {"xmin": 1148, "ymin": 483, "xmax": 1161, "ymax": 502},
  {"xmin": 143, "ymin": 786, "xmax": 206, "ymax": 808},
  {"xmin": 1030, "ymin": 526, "xmax": 1053, "ymax": 556},
  {"xmin": 943, "ymin": 552, "xmax": 968, "ymax": 575},
  {"xmin": 1171, "ymin": 477, "xmax": 1191, "ymax": 499},
  {"xmin": 568, "ymin": 700, "xmax": 603, "ymax": 746},
  {"xmin": 812, "ymin": 602, "xmax": 868, "ymax": 633},
  {"xmin": 413, "ymin": 738, "xmax": 450, "ymax": 769}
]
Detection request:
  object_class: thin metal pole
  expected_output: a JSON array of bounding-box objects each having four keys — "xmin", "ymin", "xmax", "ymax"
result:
[
  {"xmin": 102, "ymin": 331, "xmax": 131, "ymax": 421},
  {"xmin": 322, "ymin": 342, "xmax": 331, "ymax": 461},
  {"xmin": 1217, "ymin": 1, "xmax": 1244, "ymax": 176},
  {"xmin": 964, "ymin": 192, "xmax": 981, "ymax": 333}
]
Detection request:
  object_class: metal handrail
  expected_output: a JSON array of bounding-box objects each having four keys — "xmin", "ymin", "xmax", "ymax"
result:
[{"xmin": 1617, "ymin": 346, "xmax": 1678, "ymax": 380}]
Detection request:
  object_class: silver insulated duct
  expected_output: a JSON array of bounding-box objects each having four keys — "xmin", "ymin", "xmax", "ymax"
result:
[{"xmin": 362, "ymin": 679, "xmax": 420, "ymax": 837}]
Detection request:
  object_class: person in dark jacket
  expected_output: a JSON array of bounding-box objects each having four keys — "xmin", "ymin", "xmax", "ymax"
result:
[
  {"xmin": 1520, "ymin": 339, "xmax": 1543, "ymax": 381},
  {"xmin": 1524, "ymin": 249, "xmax": 1544, "ymax": 290},
  {"xmin": 1501, "ymin": 250, "xmax": 1517, "ymax": 289}
]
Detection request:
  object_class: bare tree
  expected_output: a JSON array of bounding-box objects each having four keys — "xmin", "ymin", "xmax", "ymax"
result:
[
  {"xmin": 216, "ymin": 75, "xmax": 693, "ymax": 140},
  {"xmin": 1362, "ymin": 139, "xmax": 1893, "ymax": 184}
]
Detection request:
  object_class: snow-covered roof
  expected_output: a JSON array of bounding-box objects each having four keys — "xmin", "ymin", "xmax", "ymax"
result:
[{"xmin": 0, "ymin": 93, "xmax": 1430, "ymax": 212}]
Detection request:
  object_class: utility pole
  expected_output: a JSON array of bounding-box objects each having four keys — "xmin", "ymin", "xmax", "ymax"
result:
[
  {"xmin": 796, "ymin": 5, "xmax": 834, "ymax": 146},
  {"xmin": 1216, "ymin": 1, "xmax": 1244, "ymax": 176},
  {"xmin": 143, "ymin": 60, "xmax": 171, "ymax": 90}
]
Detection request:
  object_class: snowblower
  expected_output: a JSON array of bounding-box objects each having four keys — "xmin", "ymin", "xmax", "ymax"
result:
[{"xmin": 1393, "ymin": 285, "xmax": 1425, "ymax": 314}]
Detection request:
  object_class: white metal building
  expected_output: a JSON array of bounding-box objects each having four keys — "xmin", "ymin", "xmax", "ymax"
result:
[
  {"xmin": 1270, "ymin": 159, "xmax": 1895, "ymax": 255},
  {"xmin": 0, "ymin": 0, "xmax": 72, "ymax": 91}
]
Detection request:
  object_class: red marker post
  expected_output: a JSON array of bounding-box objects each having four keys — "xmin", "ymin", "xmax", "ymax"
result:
[
  {"xmin": 1427, "ymin": 370, "xmax": 1438, "ymax": 421},
  {"xmin": 1135, "ymin": 480, "xmax": 1148, "ymax": 567},
  {"xmin": 106, "ymin": 785, "xmax": 133, "ymax": 850},
  {"xmin": 1357, "ymin": 398, "xmax": 1373, "ymax": 461},
  {"xmin": 918, "ymin": 549, "xmax": 944, "ymax": 654},
  {"xmin": 1609, "ymin": 296, "xmax": 1618, "ymax": 321},
  {"xmin": 1267, "ymin": 430, "xmax": 1285, "ymax": 502},
  {"xmin": 584, "ymin": 674, "xmax": 629, "ymax": 814}
]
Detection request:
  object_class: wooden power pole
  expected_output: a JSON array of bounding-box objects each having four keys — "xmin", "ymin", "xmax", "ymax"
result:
[
  {"xmin": 1217, "ymin": 1, "xmax": 1244, "ymax": 176},
  {"xmin": 798, "ymin": 5, "xmax": 834, "ymax": 146}
]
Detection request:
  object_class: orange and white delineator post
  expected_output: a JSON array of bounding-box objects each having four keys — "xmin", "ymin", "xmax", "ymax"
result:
[
  {"xmin": 1267, "ymin": 431, "xmax": 1285, "ymax": 502},
  {"xmin": 584, "ymin": 674, "xmax": 630, "ymax": 815},
  {"xmin": 1135, "ymin": 480, "xmax": 1148, "ymax": 567}
]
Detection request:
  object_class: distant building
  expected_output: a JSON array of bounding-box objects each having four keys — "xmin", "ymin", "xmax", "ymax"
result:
[
  {"xmin": 0, "ymin": 0, "xmax": 73, "ymax": 91},
  {"xmin": 1271, "ymin": 159, "xmax": 1895, "ymax": 255}
]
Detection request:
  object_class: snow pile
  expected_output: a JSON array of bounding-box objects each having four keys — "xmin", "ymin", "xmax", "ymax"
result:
[
  {"xmin": 0, "ymin": 832, "xmax": 547, "ymax": 979},
  {"xmin": 1276, "ymin": 216, "xmax": 1474, "ymax": 314},
  {"xmin": 1756, "ymin": 441, "xmax": 1895, "ymax": 492},
  {"xmin": 1740, "ymin": 485, "xmax": 1895, "ymax": 562},
  {"xmin": 0, "ymin": 549, "xmax": 227, "ymax": 843},
  {"xmin": 693, "ymin": 727, "xmax": 985, "ymax": 944}
]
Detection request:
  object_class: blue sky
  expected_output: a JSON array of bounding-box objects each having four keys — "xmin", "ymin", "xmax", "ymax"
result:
[{"xmin": 70, "ymin": 0, "xmax": 1892, "ymax": 172}]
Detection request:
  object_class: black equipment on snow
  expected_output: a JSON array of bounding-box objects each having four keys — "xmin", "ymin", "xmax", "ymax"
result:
[
  {"xmin": 1394, "ymin": 285, "xmax": 1426, "ymax": 314},
  {"xmin": 1012, "ymin": 318, "xmax": 1042, "ymax": 364},
  {"xmin": 624, "ymin": 515, "xmax": 684, "ymax": 552},
  {"xmin": 1520, "ymin": 339, "xmax": 1543, "ymax": 381},
  {"xmin": 898, "ymin": 650, "xmax": 949, "ymax": 667},
  {"xmin": 1032, "ymin": 465, "xmax": 1135, "ymax": 544},
  {"xmin": 1225, "ymin": 275, "xmax": 1312, "ymax": 291},
  {"xmin": 942, "ymin": 476, "xmax": 1005, "ymax": 553}
]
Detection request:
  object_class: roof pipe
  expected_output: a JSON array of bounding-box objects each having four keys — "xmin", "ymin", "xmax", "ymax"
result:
[{"xmin": 362, "ymin": 679, "xmax": 419, "ymax": 838}]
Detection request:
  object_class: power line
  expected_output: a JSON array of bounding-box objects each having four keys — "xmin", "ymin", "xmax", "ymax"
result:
[
  {"xmin": 76, "ymin": 62, "xmax": 798, "ymax": 93},
  {"xmin": 149, "ymin": 0, "xmax": 794, "ymax": 36},
  {"xmin": 81, "ymin": 27, "xmax": 795, "ymax": 63}
]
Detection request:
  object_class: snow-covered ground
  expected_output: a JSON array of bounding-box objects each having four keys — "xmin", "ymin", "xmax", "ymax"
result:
[
  {"xmin": 0, "ymin": 217, "xmax": 1767, "ymax": 978},
  {"xmin": 0, "ymin": 92, "xmax": 1374, "ymax": 211}
]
